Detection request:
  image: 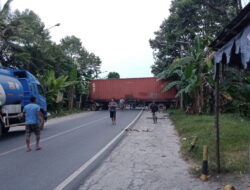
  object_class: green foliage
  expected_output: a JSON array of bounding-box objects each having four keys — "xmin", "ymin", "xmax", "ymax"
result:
[
  {"xmin": 220, "ymin": 67, "xmax": 250, "ymax": 113},
  {"xmin": 169, "ymin": 110, "xmax": 250, "ymax": 173},
  {"xmin": 40, "ymin": 70, "xmax": 75, "ymax": 112},
  {"xmin": 150, "ymin": 0, "xmax": 239, "ymax": 75},
  {"xmin": 48, "ymin": 108, "xmax": 85, "ymax": 119},
  {"xmin": 107, "ymin": 72, "xmax": 120, "ymax": 79},
  {"xmin": 60, "ymin": 36, "xmax": 101, "ymax": 79},
  {"xmin": 0, "ymin": 2, "xmax": 102, "ymax": 112},
  {"xmin": 67, "ymin": 65, "xmax": 78, "ymax": 109},
  {"xmin": 158, "ymin": 36, "xmax": 212, "ymax": 113}
]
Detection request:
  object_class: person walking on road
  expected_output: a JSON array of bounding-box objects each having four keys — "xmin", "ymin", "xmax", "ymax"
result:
[
  {"xmin": 119, "ymin": 98, "xmax": 125, "ymax": 111},
  {"xmin": 23, "ymin": 96, "xmax": 43, "ymax": 152},
  {"xmin": 109, "ymin": 99, "xmax": 118, "ymax": 125},
  {"xmin": 150, "ymin": 101, "xmax": 158, "ymax": 124}
]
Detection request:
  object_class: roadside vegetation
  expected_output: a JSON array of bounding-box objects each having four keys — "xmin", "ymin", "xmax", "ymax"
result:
[
  {"xmin": 150, "ymin": 0, "xmax": 250, "ymax": 173},
  {"xmin": 150, "ymin": 0, "xmax": 250, "ymax": 116},
  {"xmin": 48, "ymin": 108, "xmax": 86, "ymax": 119},
  {"xmin": 0, "ymin": 0, "xmax": 101, "ymax": 114},
  {"xmin": 168, "ymin": 110, "xmax": 250, "ymax": 174}
]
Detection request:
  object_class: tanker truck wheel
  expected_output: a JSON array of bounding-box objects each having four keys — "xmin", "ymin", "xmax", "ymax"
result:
[
  {"xmin": 0, "ymin": 122, "xmax": 2, "ymax": 137},
  {"xmin": 0, "ymin": 122, "xmax": 9, "ymax": 136},
  {"xmin": 2, "ymin": 126, "xmax": 9, "ymax": 134}
]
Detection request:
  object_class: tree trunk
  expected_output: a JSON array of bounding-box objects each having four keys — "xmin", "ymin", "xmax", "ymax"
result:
[
  {"xmin": 67, "ymin": 86, "xmax": 75, "ymax": 110},
  {"xmin": 78, "ymin": 94, "xmax": 82, "ymax": 109}
]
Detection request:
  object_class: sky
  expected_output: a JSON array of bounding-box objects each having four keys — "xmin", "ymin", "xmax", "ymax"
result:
[
  {"xmin": 5, "ymin": 0, "xmax": 172, "ymax": 78},
  {"xmin": 242, "ymin": 0, "xmax": 250, "ymax": 6}
]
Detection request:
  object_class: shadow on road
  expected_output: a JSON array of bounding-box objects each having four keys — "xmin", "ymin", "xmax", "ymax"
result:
[{"xmin": 0, "ymin": 130, "xmax": 25, "ymax": 142}]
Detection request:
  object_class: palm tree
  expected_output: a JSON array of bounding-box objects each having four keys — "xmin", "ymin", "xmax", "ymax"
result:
[{"xmin": 40, "ymin": 70, "xmax": 75, "ymax": 112}]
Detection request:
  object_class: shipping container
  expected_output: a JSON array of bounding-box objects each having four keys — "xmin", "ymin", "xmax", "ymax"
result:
[{"xmin": 89, "ymin": 77, "xmax": 176, "ymax": 110}]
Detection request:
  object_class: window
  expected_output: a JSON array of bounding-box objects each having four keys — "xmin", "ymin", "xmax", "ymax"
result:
[{"xmin": 37, "ymin": 85, "xmax": 45, "ymax": 96}]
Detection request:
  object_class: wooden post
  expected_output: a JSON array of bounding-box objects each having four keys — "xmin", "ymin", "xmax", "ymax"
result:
[
  {"xmin": 200, "ymin": 145, "xmax": 209, "ymax": 181},
  {"xmin": 189, "ymin": 136, "xmax": 198, "ymax": 152},
  {"xmin": 215, "ymin": 63, "xmax": 221, "ymax": 173}
]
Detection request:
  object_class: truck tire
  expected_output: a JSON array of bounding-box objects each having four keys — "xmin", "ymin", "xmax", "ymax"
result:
[
  {"xmin": 0, "ymin": 122, "xmax": 2, "ymax": 137},
  {"xmin": 158, "ymin": 103, "xmax": 166, "ymax": 111},
  {"xmin": 2, "ymin": 126, "xmax": 9, "ymax": 134},
  {"xmin": 90, "ymin": 103, "xmax": 97, "ymax": 111},
  {"xmin": 0, "ymin": 121, "xmax": 9, "ymax": 136}
]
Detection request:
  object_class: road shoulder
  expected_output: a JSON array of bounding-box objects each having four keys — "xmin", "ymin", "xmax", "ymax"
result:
[{"xmin": 79, "ymin": 111, "xmax": 248, "ymax": 190}]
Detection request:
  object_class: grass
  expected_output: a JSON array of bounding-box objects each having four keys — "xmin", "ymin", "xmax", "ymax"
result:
[
  {"xmin": 168, "ymin": 110, "xmax": 250, "ymax": 174},
  {"xmin": 48, "ymin": 108, "xmax": 86, "ymax": 119}
]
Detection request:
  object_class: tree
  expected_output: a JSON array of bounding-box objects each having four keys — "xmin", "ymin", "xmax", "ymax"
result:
[
  {"xmin": 158, "ymin": 36, "xmax": 213, "ymax": 113},
  {"xmin": 107, "ymin": 72, "xmax": 120, "ymax": 79},
  {"xmin": 60, "ymin": 35, "xmax": 82, "ymax": 65},
  {"xmin": 40, "ymin": 70, "xmax": 74, "ymax": 112},
  {"xmin": 0, "ymin": 0, "xmax": 17, "ymax": 66},
  {"xmin": 0, "ymin": 3, "xmax": 102, "ymax": 112},
  {"xmin": 149, "ymin": 0, "xmax": 239, "ymax": 75},
  {"xmin": 67, "ymin": 65, "xmax": 78, "ymax": 110},
  {"xmin": 1, "ymin": 9, "xmax": 55, "ymax": 75},
  {"xmin": 60, "ymin": 35, "xmax": 101, "ymax": 79}
]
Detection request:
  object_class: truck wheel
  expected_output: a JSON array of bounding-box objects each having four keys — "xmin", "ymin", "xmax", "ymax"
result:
[
  {"xmin": 2, "ymin": 126, "xmax": 9, "ymax": 134},
  {"xmin": 0, "ymin": 122, "xmax": 2, "ymax": 137},
  {"xmin": 91, "ymin": 104, "xmax": 97, "ymax": 111},
  {"xmin": 158, "ymin": 104, "xmax": 166, "ymax": 111},
  {"xmin": 0, "ymin": 122, "xmax": 9, "ymax": 136}
]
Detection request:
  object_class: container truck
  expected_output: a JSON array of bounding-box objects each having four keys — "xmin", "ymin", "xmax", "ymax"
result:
[
  {"xmin": 0, "ymin": 67, "xmax": 47, "ymax": 136},
  {"xmin": 89, "ymin": 77, "xmax": 176, "ymax": 111}
]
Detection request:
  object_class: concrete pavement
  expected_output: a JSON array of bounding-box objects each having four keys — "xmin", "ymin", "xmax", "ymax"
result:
[{"xmin": 79, "ymin": 111, "xmax": 248, "ymax": 190}]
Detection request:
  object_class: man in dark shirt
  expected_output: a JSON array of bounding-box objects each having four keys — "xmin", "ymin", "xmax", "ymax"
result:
[
  {"xmin": 108, "ymin": 99, "xmax": 118, "ymax": 125},
  {"xmin": 150, "ymin": 101, "xmax": 158, "ymax": 124}
]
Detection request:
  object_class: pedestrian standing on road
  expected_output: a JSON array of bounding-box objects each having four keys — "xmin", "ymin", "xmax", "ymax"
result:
[
  {"xmin": 119, "ymin": 98, "xmax": 125, "ymax": 111},
  {"xmin": 108, "ymin": 99, "xmax": 118, "ymax": 125},
  {"xmin": 23, "ymin": 96, "xmax": 43, "ymax": 152},
  {"xmin": 150, "ymin": 101, "xmax": 158, "ymax": 124}
]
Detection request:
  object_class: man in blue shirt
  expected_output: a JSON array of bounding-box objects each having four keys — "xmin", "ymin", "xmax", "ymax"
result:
[{"xmin": 23, "ymin": 96, "xmax": 42, "ymax": 152}]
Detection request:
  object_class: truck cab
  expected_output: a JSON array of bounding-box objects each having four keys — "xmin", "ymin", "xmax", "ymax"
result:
[{"xmin": 12, "ymin": 69, "xmax": 47, "ymax": 119}]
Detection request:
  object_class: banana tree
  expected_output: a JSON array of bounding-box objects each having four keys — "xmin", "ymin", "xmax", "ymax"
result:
[
  {"xmin": 40, "ymin": 70, "xmax": 75, "ymax": 112},
  {"xmin": 157, "ymin": 36, "xmax": 212, "ymax": 113}
]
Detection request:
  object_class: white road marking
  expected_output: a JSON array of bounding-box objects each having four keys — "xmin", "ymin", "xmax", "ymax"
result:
[
  {"xmin": 53, "ymin": 110, "xmax": 143, "ymax": 190},
  {"xmin": 0, "ymin": 116, "xmax": 108, "ymax": 157}
]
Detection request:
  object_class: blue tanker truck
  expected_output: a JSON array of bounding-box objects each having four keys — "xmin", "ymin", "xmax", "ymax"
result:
[{"xmin": 0, "ymin": 67, "xmax": 47, "ymax": 136}]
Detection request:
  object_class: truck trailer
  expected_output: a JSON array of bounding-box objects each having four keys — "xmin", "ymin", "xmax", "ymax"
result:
[
  {"xmin": 0, "ymin": 68, "xmax": 47, "ymax": 136},
  {"xmin": 89, "ymin": 77, "xmax": 176, "ymax": 111}
]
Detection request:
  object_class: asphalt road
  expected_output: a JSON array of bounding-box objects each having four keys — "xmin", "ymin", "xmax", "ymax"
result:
[{"xmin": 0, "ymin": 110, "xmax": 140, "ymax": 190}]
